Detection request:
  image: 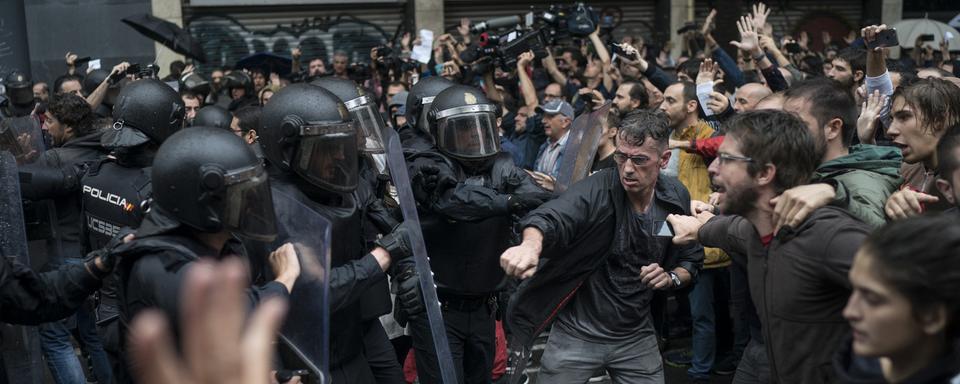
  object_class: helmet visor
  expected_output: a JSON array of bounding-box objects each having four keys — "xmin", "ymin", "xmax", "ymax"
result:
[
  {"xmin": 436, "ymin": 111, "xmax": 500, "ymax": 159},
  {"xmin": 223, "ymin": 165, "xmax": 277, "ymax": 242},
  {"xmin": 293, "ymin": 122, "xmax": 359, "ymax": 192},
  {"xmin": 346, "ymin": 96, "xmax": 387, "ymax": 154}
]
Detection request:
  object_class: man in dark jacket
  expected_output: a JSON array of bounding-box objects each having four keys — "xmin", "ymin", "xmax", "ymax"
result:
[
  {"xmin": 501, "ymin": 110, "xmax": 703, "ymax": 382},
  {"xmin": 30, "ymin": 93, "xmax": 112, "ymax": 384},
  {"xmin": 0, "ymin": 249, "xmax": 116, "ymax": 325},
  {"xmin": 668, "ymin": 110, "xmax": 870, "ymax": 384}
]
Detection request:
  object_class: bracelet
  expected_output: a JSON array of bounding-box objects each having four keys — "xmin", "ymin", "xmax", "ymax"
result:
[{"xmin": 753, "ymin": 52, "xmax": 767, "ymax": 62}]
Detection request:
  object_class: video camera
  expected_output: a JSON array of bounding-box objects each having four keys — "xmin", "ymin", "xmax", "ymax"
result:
[
  {"xmin": 372, "ymin": 46, "xmax": 419, "ymax": 77},
  {"xmin": 532, "ymin": 2, "xmax": 600, "ymax": 43},
  {"xmin": 460, "ymin": 29, "xmax": 550, "ymax": 72},
  {"xmin": 110, "ymin": 63, "xmax": 159, "ymax": 83}
]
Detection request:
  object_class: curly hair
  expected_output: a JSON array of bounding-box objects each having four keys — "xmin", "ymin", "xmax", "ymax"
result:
[{"xmin": 47, "ymin": 93, "xmax": 95, "ymax": 137}]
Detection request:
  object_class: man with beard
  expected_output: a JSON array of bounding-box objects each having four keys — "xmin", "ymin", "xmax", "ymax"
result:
[
  {"xmin": 27, "ymin": 93, "xmax": 113, "ymax": 384},
  {"xmin": 827, "ymin": 48, "xmax": 866, "ymax": 97},
  {"xmin": 658, "ymin": 80, "xmax": 728, "ymax": 382},
  {"xmin": 667, "ymin": 110, "xmax": 871, "ymax": 384},
  {"xmin": 935, "ymin": 124, "xmax": 960, "ymax": 217},
  {"xmin": 613, "ymin": 81, "xmax": 649, "ymax": 116},
  {"xmin": 501, "ymin": 110, "xmax": 702, "ymax": 383},
  {"xmin": 770, "ymin": 79, "xmax": 902, "ymax": 230}
]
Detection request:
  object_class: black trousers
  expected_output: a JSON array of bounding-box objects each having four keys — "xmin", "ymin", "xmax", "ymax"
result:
[
  {"xmin": 362, "ymin": 319, "xmax": 404, "ymax": 384},
  {"xmin": 409, "ymin": 295, "xmax": 496, "ymax": 384}
]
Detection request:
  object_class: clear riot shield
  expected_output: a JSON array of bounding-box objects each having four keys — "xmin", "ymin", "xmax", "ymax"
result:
[
  {"xmin": 0, "ymin": 151, "xmax": 46, "ymax": 384},
  {"xmin": 0, "ymin": 116, "xmax": 45, "ymax": 165},
  {"xmin": 270, "ymin": 187, "xmax": 331, "ymax": 384},
  {"xmin": 384, "ymin": 128, "xmax": 458, "ymax": 383},
  {"xmin": 554, "ymin": 102, "xmax": 612, "ymax": 193}
]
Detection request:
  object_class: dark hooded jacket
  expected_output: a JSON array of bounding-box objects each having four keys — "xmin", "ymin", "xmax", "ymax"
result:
[
  {"xmin": 833, "ymin": 335, "xmax": 960, "ymax": 384},
  {"xmin": 506, "ymin": 168, "xmax": 703, "ymax": 348}
]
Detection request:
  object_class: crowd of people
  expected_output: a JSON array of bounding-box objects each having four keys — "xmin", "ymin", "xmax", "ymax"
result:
[{"xmin": 1, "ymin": 2, "xmax": 960, "ymax": 384}]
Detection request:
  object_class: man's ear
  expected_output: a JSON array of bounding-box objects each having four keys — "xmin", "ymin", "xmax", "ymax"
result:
[
  {"xmin": 824, "ymin": 117, "xmax": 843, "ymax": 142},
  {"xmin": 686, "ymin": 100, "xmax": 699, "ymax": 115},
  {"xmin": 854, "ymin": 70, "xmax": 865, "ymax": 83},
  {"xmin": 755, "ymin": 163, "xmax": 776, "ymax": 187},
  {"xmin": 659, "ymin": 148, "xmax": 672, "ymax": 169},
  {"xmin": 937, "ymin": 178, "xmax": 956, "ymax": 205}
]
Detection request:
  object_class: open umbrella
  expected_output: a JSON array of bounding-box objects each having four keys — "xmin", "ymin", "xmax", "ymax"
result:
[
  {"xmin": 235, "ymin": 52, "xmax": 293, "ymax": 76},
  {"xmin": 122, "ymin": 14, "xmax": 207, "ymax": 63},
  {"xmin": 891, "ymin": 17, "xmax": 960, "ymax": 51}
]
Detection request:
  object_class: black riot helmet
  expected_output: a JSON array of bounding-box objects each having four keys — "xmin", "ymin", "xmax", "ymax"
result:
[
  {"xmin": 83, "ymin": 69, "xmax": 109, "ymax": 96},
  {"xmin": 428, "ymin": 85, "xmax": 500, "ymax": 163},
  {"xmin": 193, "ymin": 105, "xmax": 232, "ymax": 130},
  {"xmin": 180, "ymin": 72, "xmax": 211, "ymax": 96},
  {"xmin": 4, "ymin": 71, "xmax": 34, "ymax": 106},
  {"xmin": 106, "ymin": 78, "xmax": 185, "ymax": 149},
  {"xmin": 224, "ymin": 71, "xmax": 253, "ymax": 96},
  {"xmin": 405, "ymin": 76, "xmax": 454, "ymax": 137},
  {"xmin": 151, "ymin": 126, "xmax": 276, "ymax": 241},
  {"xmin": 260, "ymin": 83, "xmax": 359, "ymax": 193},
  {"xmin": 311, "ymin": 77, "xmax": 386, "ymax": 154}
]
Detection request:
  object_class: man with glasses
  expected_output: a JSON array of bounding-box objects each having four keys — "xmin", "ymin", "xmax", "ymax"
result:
[
  {"xmin": 667, "ymin": 110, "xmax": 870, "ymax": 383},
  {"xmin": 501, "ymin": 109, "xmax": 703, "ymax": 383}
]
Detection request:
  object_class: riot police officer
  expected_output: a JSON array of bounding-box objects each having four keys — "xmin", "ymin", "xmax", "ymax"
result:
[
  {"xmin": 78, "ymin": 78, "xmax": 185, "ymax": 373},
  {"xmin": 397, "ymin": 85, "xmax": 551, "ymax": 384},
  {"xmin": 112, "ymin": 126, "xmax": 300, "ymax": 384},
  {"xmin": 1, "ymin": 71, "xmax": 36, "ymax": 119},
  {"xmin": 192, "ymin": 105, "xmax": 232, "ymax": 130},
  {"xmin": 312, "ymin": 74, "xmax": 402, "ymax": 382},
  {"xmin": 259, "ymin": 83, "xmax": 412, "ymax": 383},
  {"xmin": 400, "ymin": 76, "xmax": 455, "ymax": 154}
]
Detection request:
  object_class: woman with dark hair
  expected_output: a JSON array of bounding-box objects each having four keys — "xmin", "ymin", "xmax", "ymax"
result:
[{"xmin": 835, "ymin": 214, "xmax": 960, "ymax": 383}]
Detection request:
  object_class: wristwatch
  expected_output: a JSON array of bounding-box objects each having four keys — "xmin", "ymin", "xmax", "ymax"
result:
[{"xmin": 668, "ymin": 271, "xmax": 682, "ymax": 288}]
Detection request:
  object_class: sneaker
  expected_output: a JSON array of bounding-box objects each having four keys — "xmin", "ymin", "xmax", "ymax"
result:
[
  {"xmin": 663, "ymin": 348, "xmax": 693, "ymax": 368},
  {"xmin": 713, "ymin": 354, "xmax": 740, "ymax": 375}
]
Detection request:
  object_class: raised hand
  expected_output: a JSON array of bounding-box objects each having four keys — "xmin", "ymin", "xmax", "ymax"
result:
[
  {"xmin": 731, "ymin": 16, "xmax": 761, "ymax": 53},
  {"xmin": 701, "ymin": 9, "xmax": 718, "ymax": 35},
  {"xmin": 696, "ymin": 58, "xmax": 719, "ymax": 85},
  {"xmin": 857, "ymin": 90, "xmax": 886, "ymax": 144},
  {"xmin": 751, "ymin": 3, "xmax": 771, "ymax": 34}
]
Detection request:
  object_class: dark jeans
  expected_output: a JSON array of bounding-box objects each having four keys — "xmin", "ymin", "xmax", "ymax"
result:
[
  {"xmin": 732, "ymin": 338, "xmax": 770, "ymax": 384},
  {"xmin": 39, "ymin": 258, "xmax": 112, "ymax": 384},
  {"xmin": 688, "ymin": 267, "xmax": 723, "ymax": 379},
  {"xmin": 409, "ymin": 295, "xmax": 496, "ymax": 384},
  {"xmin": 362, "ymin": 320, "xmax": 403, "ymax": 384}
]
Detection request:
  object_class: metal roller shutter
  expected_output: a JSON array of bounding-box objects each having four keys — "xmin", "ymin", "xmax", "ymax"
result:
[
  {"xmin": 443, "ymin": 0, "xmax": 658, "ymax": 41},
  {"xmin": 693, "ymin": 0, "xmax": 864, "ymax": 43},
  {"xmin": 183, "ymin": 2, "xmax": 408, "ymax": 72}
]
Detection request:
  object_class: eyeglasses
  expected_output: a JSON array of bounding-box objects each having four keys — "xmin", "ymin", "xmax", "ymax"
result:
[
  {"xmin": 612, "ymin": 151, "xmax": 651, "ymax": 166},
  {"xmin": 717, "ymin": 153, "xmax": 754, "ymax": 165}
]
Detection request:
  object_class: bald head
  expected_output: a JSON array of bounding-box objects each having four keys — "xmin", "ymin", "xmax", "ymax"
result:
[
  {"xmin": 733, "ymin": 83, "xmax": 773, "ymax": 113},
  {"xmin": 754, "ymin": 92, "xmax": 784, "ymax": 110}
]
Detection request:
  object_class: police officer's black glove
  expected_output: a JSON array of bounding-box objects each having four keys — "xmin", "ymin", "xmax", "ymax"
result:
[
  {"xmin": 392, "ymin": 265, "xmax": 425, "ymax": 327},
  {"xmin": 507, "ymin": 192, "xmax": 554, "ymax": 213},
  {"xmin": 84, "ymin": 227, "xmax": 136, "ymax": 279},
  {"xmin": 375, "ymin": 222, "xmax": 414, "ymax": 260},
  {"xmin": 410, "ymin": 161, "xmax": 458, "ymax": 203}
]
